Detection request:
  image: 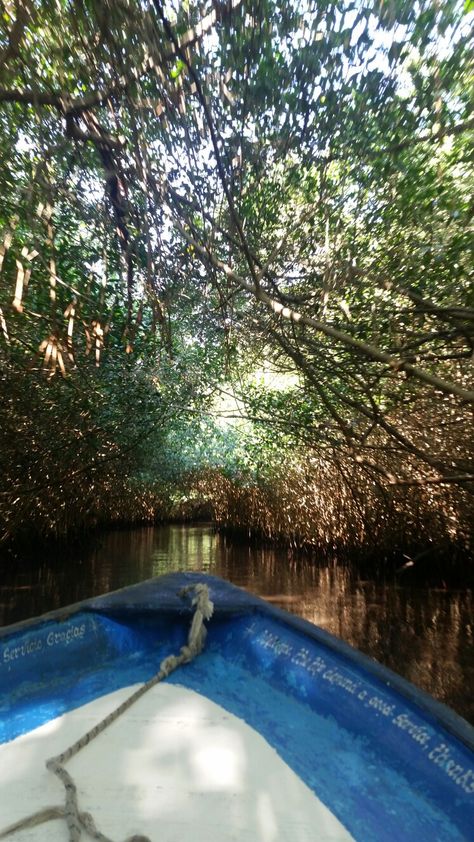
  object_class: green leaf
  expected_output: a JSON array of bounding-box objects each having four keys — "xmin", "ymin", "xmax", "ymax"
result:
[{"xmin": 170, "ymin": 59, "xmax": 185, "ymax": 79}]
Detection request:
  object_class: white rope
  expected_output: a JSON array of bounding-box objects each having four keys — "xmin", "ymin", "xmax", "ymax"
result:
[{"xmin": 0, "ymin": 583, "xmax": 214, "ymax": 842}]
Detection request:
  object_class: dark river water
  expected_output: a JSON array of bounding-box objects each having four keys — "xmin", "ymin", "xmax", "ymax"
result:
[{"xmin": 1, "ymin": 523, "xmax": 473, "ymax": 724}]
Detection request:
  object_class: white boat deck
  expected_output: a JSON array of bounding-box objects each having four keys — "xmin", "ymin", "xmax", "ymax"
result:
[{"xmin": 0, "ymin": 683, "xmax": 354, "ymax": 841}]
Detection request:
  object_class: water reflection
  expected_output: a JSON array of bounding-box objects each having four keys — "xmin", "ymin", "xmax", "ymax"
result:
[{"xmin": 0, "ymin": 524, "xmax": 472, "ymax": 723}]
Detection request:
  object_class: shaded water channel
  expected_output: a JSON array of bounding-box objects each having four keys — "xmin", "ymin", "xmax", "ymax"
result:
[{"xmin": 1, "ymin": 523, "xmax": 473, "ymax": 724}]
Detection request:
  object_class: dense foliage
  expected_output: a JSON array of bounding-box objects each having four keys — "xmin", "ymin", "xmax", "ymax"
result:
[{"xmin": 0, "ymin": 0, "xmax": 472, "ymax": 563}]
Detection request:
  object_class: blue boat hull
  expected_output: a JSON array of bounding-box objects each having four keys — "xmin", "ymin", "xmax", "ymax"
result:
[{"xmin": 1, "ymin": 572, "xmax": 473, "ymax": 841}]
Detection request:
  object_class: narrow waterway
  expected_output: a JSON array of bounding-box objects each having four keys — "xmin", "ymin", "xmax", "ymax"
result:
[{"xmin": 1, "ymin": 523, "xmax": 472, "ymax": 723}]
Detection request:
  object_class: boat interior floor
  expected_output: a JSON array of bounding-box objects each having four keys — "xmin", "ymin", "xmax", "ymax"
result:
[{"xmin": 0, "ymin": 682, "xmax": 354, "ymax": 842}]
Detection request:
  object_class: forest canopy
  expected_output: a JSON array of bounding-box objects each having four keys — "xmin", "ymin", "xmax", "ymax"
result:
[{"xmin": 0, "ymin": 0, "xmax": 473, "ymax": 566}]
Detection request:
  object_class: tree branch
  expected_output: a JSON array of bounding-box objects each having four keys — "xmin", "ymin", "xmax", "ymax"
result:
[{"xmin": 171, "ymin": 218, "xmax": 474, "ymax": 403}]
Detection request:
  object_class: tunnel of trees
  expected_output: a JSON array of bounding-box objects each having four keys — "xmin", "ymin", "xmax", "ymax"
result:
[{"xmin": 0, "ymin": 0, "xmax": 473, "ymax": 576}]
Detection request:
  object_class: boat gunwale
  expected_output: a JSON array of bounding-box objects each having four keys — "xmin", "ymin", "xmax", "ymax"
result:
[{"xmin": 1, "ymin": 571, "xmax": 473, "ymax": 752}]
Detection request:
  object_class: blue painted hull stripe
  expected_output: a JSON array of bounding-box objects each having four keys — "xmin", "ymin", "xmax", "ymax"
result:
[{"xmin": 1, "ymin": 572, "xmax": 473, "ymax": 842}]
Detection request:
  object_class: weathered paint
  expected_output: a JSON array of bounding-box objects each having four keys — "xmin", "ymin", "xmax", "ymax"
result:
[
  {"xmin": 0, "ymin": 683, "xmax": 355, "ymax": 841},
  {"xmin": 1, "ymin": 572, "xmax": 473, "ymax": 841}
]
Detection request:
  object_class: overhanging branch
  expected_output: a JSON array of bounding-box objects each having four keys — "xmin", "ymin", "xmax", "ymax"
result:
[{"xmin": 172, "ymin": 217, "xmax": 474, "ymax": 404}]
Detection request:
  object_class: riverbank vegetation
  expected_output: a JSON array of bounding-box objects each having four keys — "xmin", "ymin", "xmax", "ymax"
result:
[{"xmin": 0, "ymin": 0, "xmax": 472, "ymax": 574}]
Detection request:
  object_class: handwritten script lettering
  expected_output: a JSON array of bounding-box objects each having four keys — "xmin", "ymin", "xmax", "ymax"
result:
[
  {"xmin": 1, "ymin": 621, "xmax": 87, "ymax": 667},
  {"xmin": 250, "ymin": 623, "xmax": 474, "ymax": 796}
]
